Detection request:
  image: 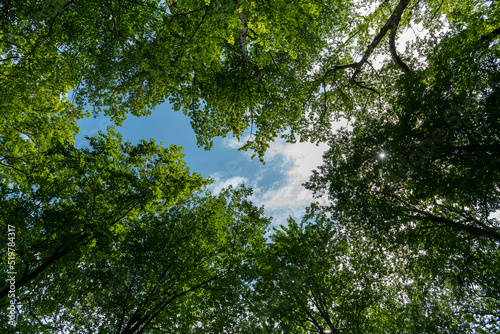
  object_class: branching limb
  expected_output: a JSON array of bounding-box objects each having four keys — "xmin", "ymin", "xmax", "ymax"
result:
[
  {"xmin": 389, "ymin": 12, "xmax": 411, "ymax": 74},
  {"xmin": 234, "ymin": 1, "xmax": 261, "ymax": 78},
  {"xmin": 0, "ymin": 245, "xmax": 67, "ymax": 299},
  {"xmin": 26, "ymin": 296, "xmax": 60, "ymax": 330},
  {"xmin": 129, "ymin": 270, "xmax": 234, "ymax": 334},
  {"xmin": 349, "ymin": 0, "xmax": 412, "ymax": 82},
  {"xmin": 116, "ymin": 272, "xmax": 138, "ymax": 334},
  {"xmin": 480, "ymin": 26, "xmax": 500, "ymax": 42},
  {"xmin": 353, "ymin": 80, "xmax": 381, "ymax": 96},
  {"xmin": 407, "ymin": 213, "xmax": 500, "ymax": 241},
  {"xmin": 179, "ymin": 7, "xmax": 208, "ymax": 52},
  {"xmin": 322, "ymin": 0, "xmax": 412, "ymax": 84}
]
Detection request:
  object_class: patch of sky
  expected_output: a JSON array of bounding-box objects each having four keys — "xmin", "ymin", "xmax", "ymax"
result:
[
  {"xmin": 76, "ymin": 101, "xmax": 328, "ymax": 228},
  {"xmin": 77, "ymin": 102, "xmax": 266, "ymax": 186}
]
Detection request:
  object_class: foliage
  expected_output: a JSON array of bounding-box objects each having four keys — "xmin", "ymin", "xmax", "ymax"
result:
[
  {"xmin": 8, "ymin": 0, "xmax": 490, "ymax": 160},
  {"xmin": 305, "ymin": 13, "xmax": 500, "ymax": 332},
  {"xmin": 248, "ymin": 216, "xmax": 386, "ymax": 333},
  {"xmin": 3, "ymin": 185, "xmax": 269, "ymax": 333},
  {"xmin": 0, "ymin": 128, "xmax": 210, "ymax": 329},
  {"xmin": 1, "ymin": 0, "xmax": 352, "ymax": 160},
  {"xmin": 2, "ymin": 0, "xmax": 500, "ymax": 332}
]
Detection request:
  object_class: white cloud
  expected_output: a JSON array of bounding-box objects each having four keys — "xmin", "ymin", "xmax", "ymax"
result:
[
  {"xmin": 222, "ymin": 134, "xmax": 252, "ymax": 151},
  {"xmin": 251, "ymin": 139, "xmax": 329, "ymax": 228},
  {"xmin": 489, "ymin": 210, "xmax": 500, "ymax": 221},
  {"xmin": 216, "ymin": 122, "xmax": 347, "ymax": 229},
  {"xmin": 207, "ymin": 174, "xmax": 248, "ymax": 195},
  {"xmin": 223, "ymin": 137, "xmax": 244, "ymax": 150}
]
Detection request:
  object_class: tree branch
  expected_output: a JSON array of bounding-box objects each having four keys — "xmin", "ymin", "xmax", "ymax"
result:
[
  {"xmin": 389, "ymin": 14, "xmax": 411, "ymax": 74},
  {"xmin": 127, "ymin": 270, "xmax": 233, "ymax": 334},
  {"xmin": 0, "ymin": 246, "xmax": 67, "ymax": 299},
  {"xmin": 407, "ymin": 213, "xmax": 500, "ymax": 241},
  {"xmin": 349, "ymin": 0, "xmax": 412, "ymax": 82},
  {"xmin": 480, "ymin": 26, "xmax": 500, "ymax": 43},
  {"xmin": 26, "ymin": 296, "xmax": 60, "ymax": 330},
  {"xmin": 322, "ymin": 0, "xmax": 412, "ymax": 85},
  {"xmin": 116, "ymin": 272, "xmax": 138, "ymax": 334},
  {"xmin": 352, "ymin": 80, "xmax": 380, "ymax": 96},
  {"xmin": 234, "ymin": 1, "xmax": 261, "ymax": 78}
]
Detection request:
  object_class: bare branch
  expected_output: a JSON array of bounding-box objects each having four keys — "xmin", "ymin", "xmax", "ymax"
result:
[{"xmin": 353, "ymin": 80, "xmax": 381, "ymax": 96}]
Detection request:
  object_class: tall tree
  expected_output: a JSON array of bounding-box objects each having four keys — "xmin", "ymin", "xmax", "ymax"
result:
[
  {"xmin": 3, "ymin": 186, "xmax": 269, "ymax": 333},
  {"xmin": 2, "ymin": 0, "xmax": 500, "ymax": 332},
  {"xmin": 233, "ymin": 204, "xmax": 500, "ymax": 333},
  {"xmin": 1, "ymin": 0, "xmax": 352, "ymax": 160},
  {"xmin": 305, "ymin": 14, "xmax": 500, "ymax": 331},
  {"xmin": 0, "ymin": 128, "xmax": 207, "ymax": 302},
  {"xmin": 247, "ymin": 217, "xmax": 386, "ymax": 333},
  {"xmin": 9, "ymin": 0, "xmax": 484, "ymax": 160}
]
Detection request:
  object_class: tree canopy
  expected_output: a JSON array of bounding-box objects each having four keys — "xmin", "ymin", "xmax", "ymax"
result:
[
  {"xmin": 1, "ymin": 0, "xmax": 499, "ymax": 332},
  {"xmin": 0, "ymin": 125, "xmax": 270, "ymax": 332},
  {"xmin": 304, "ymin": 2, "xmax": 500, "ymax": 331},
  {"xmin": 7, "ymin": 0, "xmax": 491, "ymax": 160}
]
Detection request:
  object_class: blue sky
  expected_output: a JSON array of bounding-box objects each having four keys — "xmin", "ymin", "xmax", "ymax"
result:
[
  {"xmin": 76, "ymin": 102, "xmax": 331, "ymax": 228},
  {"xmin": 73, "ymin": 20, "xmax": 429, "ymax": 229}
]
